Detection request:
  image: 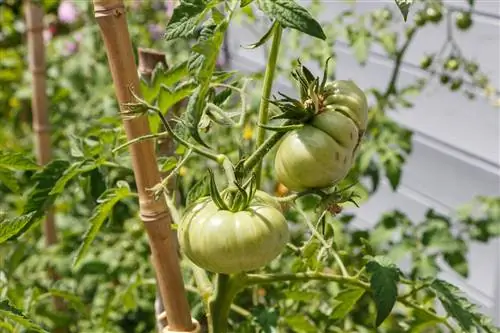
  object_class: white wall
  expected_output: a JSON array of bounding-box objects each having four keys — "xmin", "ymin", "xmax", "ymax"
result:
[{"xmin": 226, "ymin": 0, "xmax": 500, "ymax": 324}]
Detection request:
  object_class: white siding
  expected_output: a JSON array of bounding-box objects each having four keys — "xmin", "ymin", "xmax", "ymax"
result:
[{"xmin": 227, "ymin": 0, "xmax": 500, "ymax": 324}]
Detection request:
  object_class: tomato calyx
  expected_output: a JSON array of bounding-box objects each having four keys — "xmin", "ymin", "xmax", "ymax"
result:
[{"xmin": 207, "ymin": 168, "xmax": 260, "ymax": 213}]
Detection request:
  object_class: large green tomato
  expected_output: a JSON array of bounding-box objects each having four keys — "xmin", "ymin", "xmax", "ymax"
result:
[
  {"xmin": 274, "ymin": 80, "xmax": 368, "ymax": 192},
  {"xmin": 178, "ymin": 191, "xmax": 289, "ymax": 274}
]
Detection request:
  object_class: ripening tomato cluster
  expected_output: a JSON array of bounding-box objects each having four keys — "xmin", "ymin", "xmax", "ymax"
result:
[{"xmin": 178, "ymin": 75, "xmax": 368, "ymax": 274}]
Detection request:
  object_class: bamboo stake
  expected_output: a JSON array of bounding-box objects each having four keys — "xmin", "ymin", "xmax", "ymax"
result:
[
  {"xmin": 23, "ymin": 1, "xmax": 67, "ymax": 328},
  {"xmin": 92, "ymin": 2, "xmax": 195, "ymax": 331}
]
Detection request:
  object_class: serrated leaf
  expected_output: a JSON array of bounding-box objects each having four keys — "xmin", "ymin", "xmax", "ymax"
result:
[
  {"xmin": 0, "ymin": 170, "xmax": 19, "ymax": 192},
  {"xmin": 158, "ymin": 83, "xmax": 196, "ymax": 114},
  {"xmin": 0, "ymin": 300, "xmax": 49, "ymax": 333},
  {"xmin": 186, "ymin": 175, "xmax": 209, "ymax": 206},
  {"xmin": 73, "ymin": 186, "xmax": 133, "ymax": 267},
  {"xmin": 394, "ymin": 0, "xmax": 413, "ymax": 21},
  {"xmin": 366, "ymin": 256, "xmax": 400, "ymax": 327},
  {"xmin": 0, "ymin": 152, "xmax": 39, "ymax": 171},
  {"xmin": 163, "ymin": 61, "xmax": 189, "ymax": 87},
  {"xmin": 49, "ymin": 161, "xmax": 98, "ymax": 196},
  {"xmin": 331, "ymin": 288, "xmax": 366, "ymax": 319},
  {"xmin": 241, "ymin": 0, "xmax": 255, "ymax": 7},
  {"xmin": 164, "ymin": 0, "xmax": 210, "ymax": 40},
  {"xmin": 213, "ymin": 87, "xmax": 232, "ymax": 106},
  {"xmin": 257, "ymin": 0, "xmax": 326, "ymax": 40},
  {"xmin": 0, "ymin": 212, "xmax": 38, "ymax": 244}
]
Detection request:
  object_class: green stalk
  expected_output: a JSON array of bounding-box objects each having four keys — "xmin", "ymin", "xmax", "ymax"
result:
[
  {"xmin": 242, "ymin": 130, "xmax": 286, "ymax": 174},
  {"xmin": 254, "ymin": 23, "xmax": 283, "ymax": 188},
  {"xmin": 209, "ymin": 274, "xmax": 246, "ymax": 333}
]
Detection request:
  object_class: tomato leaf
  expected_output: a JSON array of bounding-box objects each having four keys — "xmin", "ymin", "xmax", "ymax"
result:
[
  {"xmin": 0, "ymin": 300, "xmax": 49, "ymax": 333},
  {"xmin": 0, "ymin": 151, "xmax": 39, "ymax": 171},
  {"xmin": 366, "ymin": 256, "xmax": 400, "ymax": 327},
  {"xmin": 0, "ymin": 212, "xmax": 38, "ymax": 244},
  {"xmin": 331, "ymin": 288, "xmax": 366, "ymax": 319},
  {"xmin": 430, "ymin": 279, "xmax": 500, "ymax": 333},
  {"xmin": 240, "ymin": 0, "xmax": 255, "ymax": 7},
  {"xmin": 352, "ymin": 28, "xmax": 371, "ymax": 65},
  {"xmin": 0, "ymin": 170, "xmax": 19, "ymax": 192},
  {"xmin": 47, "ymin": 289, "xmax": 89, "ymax": 315},
  {"xmin": 164, "ymin": 0, "xmax": 211, "ymax": 40},
  {"xmin": 213, "ymin": 87, "xmax": 232, "ymax": 106},
  {"xmin": 257, "ymin": 0, "xmax": 326, "ymax": 40},
  {"xmin": 242, "ymin": 21, "xmax": 277, "ymax": 49},
  {"xmin": 284, "ymin": 315, "xmax": 317, "ymax": 332},
  {"xmin": 49, "ymin": 160, "xmax": 98, "ymax": 196},
  {"xmin": 158, "ymin": 82, "xmax": 196, "ymax": 113},
  {"xmin": 73, "ymin": 185, "xmax": 133, "ymax": 268},
  {"xmin": 394, "ymin": 0, "xmax": 414, "ymax": 21},
  {"xmin": 186, "ymin": 174, "xmax": 210, "ymax": 206}
]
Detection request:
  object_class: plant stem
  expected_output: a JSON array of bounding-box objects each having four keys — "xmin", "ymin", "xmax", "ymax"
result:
[
  {"xmin": 246, "ymin": 272, "xmax": 369, "ymax": 289},
  {"xmin": 242, "ymin": 130, "xmax": 287, "ymax": 174},
  {"xmin": 209, "ymin": 274, "xmax": 246, "ymax": 333},
  {"xmin": 254, "ymin": 23, "xmax": 283, "ymax": 188}
]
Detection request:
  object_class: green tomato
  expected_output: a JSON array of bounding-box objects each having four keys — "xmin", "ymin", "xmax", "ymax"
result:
[
  {"xmin": 178, "ymin": 191, "xmax": 289, "ymax": 274},
  {"xmin": 274, "ymin": 80, "xmax": 368, "ymax": 192},
  {"xmin": 456, "ymin": 11, "xmax": 473, "ymax": 30},
  {"xmin": 450, "ymin": 78, "xmax": 463, "ymax": 91},
  {"xmin": 426, "ymin": 7, "xmax": 443, "ymax": 23},
  {"xmin": 420, "ymin": 55, "xmax": 433, "ymax": 70},
  {"xmin": 445, "ymin": 57, "xmax": 460, "ymax": 71},
  {"xmin": 414, "ymin": 11, "xmax": 427, "ymax": 27}
]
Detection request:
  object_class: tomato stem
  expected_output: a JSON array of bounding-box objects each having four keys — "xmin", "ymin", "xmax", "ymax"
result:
[
  {"xmin": 254, "ymin": 23, "xmax": 283, "ymax": 189},
  {"xmin": 209, "ymin": 273, "xmax": 246, "ymax": 333},
  {"xmin": 242, "ymin": 130, "xmax": 287, "ymax": 174}
]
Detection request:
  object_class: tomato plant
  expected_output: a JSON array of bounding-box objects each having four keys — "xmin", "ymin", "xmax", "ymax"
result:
[{"xmin": 0, "ymin": 0, "xmax": 499, "ymax": 333}]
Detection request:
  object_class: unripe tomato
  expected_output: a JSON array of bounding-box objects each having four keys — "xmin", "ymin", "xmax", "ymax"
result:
[
  {"xmin": 456, "ymin": 11, "xmax": 473, "ymax": 30},
  {"xmin": 426, "ymin": 7, "xmax": 443, "ymax": 23},
  {"xmin": 444, "ymin": 57, "xmax": 460, "ymax": 71},
  {"xmin": 178, "ymin": 191, "xmax": 289, "ymax": 274},
  {"xmin": 414, "ymin": 11, "xmax": 427, "ymax": 27},
  {"xmin": 450, "ymin": 78, "xmax": 463, "ymax": 91},
  {"xmin": 274, "ymin": 80, "xmax": 368, "ymax": 192},
  {"xmin": 420, "ymin": 55, "xmax": 433, "ymax": 70},
  {"xmin": 465, "ymin": 62, "xmax": 479, "ymax": 75},
  {"xmin": 440, "ymin": 74, "xmax": 450, "ymax": 84}
]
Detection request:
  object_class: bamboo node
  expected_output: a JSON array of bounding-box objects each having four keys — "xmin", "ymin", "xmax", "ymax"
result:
[
  {"xmin": 93, "ymin": 1, "xmax": 125, "ymax": 18},
  {"xmin": 160, "ymin": 315, "xmax": 200, "ymax": 333},
  {"xmin": 33, "ymin": 124, "xmax": 51, "ymax": 133},
  {"xmin": 30, "ymin": 67, "xmax": 46, "ymax": 75},
  {"xmin": 139, "ymin": 210, "xmax": 170, "ymax": 223}
]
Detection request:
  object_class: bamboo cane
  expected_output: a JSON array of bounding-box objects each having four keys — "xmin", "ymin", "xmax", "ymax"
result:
[
  {"xmin": 92, "ymin": 1, "xmax": 196, "ymax": 331},
  {"xmin": 23, "ymin": 1, "xmax": 67, "ymax": 329}
]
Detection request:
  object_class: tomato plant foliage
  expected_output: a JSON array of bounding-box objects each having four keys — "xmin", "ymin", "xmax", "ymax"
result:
[{"xmin": 0, "ymin": 0, "xmax": 499, "ymax": 332}]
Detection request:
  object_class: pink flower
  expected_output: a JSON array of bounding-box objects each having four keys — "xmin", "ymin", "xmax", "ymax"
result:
[
  {"xmin": 58, "ymin": 1, "xmax": 79, "ymax": 24},
  {"xmin": 148, "ymin": 24, "xmax": 163, "ymax": 41},
  {"xmin": 165, "ymin": 0, "xmax": 178, "ymax": 17},
  {"xmin": 62, "ymin": 41, "xmax": 79, "ymax": 57}
]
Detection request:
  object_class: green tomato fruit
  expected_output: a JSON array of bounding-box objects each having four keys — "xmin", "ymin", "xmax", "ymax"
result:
[
  {"xmin": 450, "ymin": 78, "xmax": 464, "ymax": 91},
  {"xmin": 414, "ymin": 11, "xmax": 427, "ymax": 27},
  {"xmin": 440, "ymin": 74, "xmax": 451, "ymax": 84},
  {"xmin": 274, "ymin": 80, "xmax": 368, "ymax": 192},
  {"xmin": 420, "ymin": 55, "xmax": 433, "ymax": 70},
  {"xmin": 445, "ymin": 57, "xmax": 460, "ymax": 71},
  {"xmin": 465, "ymin": 62, "xmax": 479, "ymax": 75},
  {"xmin": 178, "ymin": 190, "xmax": 289, "ymax": 274},
  {"xmin": 456, "ymin": 11, "xmax": 473, "ymax": 30},
  {"xmin": 426, "ymin": 7, "xmax": 443, "ymax": 23}
]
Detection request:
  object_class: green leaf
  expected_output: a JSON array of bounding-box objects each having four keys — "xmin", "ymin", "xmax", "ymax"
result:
[
  {"xmin": 284, "ymin": 315, "xmax": 317, "ymax": 332},
  {"xmin": 242, "ymin": 21, "xmax": 277, "ymax": 49},
  {"xmin": 0, "ymin": 170, "xmax": 19, "ymax": 192},
  {"xmin": 0, "ymin": 212, "xmax": 38, "ymax": 244},
  {"xmin": 162, "ymin": 61, "xmax": 189, "ymax": 87},
  {"xmin": 0, "ymin": 152, "xmax": 39, "ymax": 171},
  {"xmin": 383, "ymin": 153, "xmax": 403, "ymax": 190},
  {"xmin": 49, "ymin": 161, "xmax": 98, "ymax": 196},
  {"xmin": 241, "ymin": 0, "xmax": 255, "ymax": 7},
  {"xmin": 353, "ymin": 29, "xmax": 371, "ymax": 65},
  {"xmin": 366, "ymin": 256, "xmax": 400, "ymax": 327},
  {"xmin": 331, "ymin": 288, "xmax": 366, "ymax": 319},
  {"xmin": 443, "ymin": 251, "xmax": 468, "ymax": 278},
  {"xmin": 73, "ymin": 185, "xmax": 133, "ymax": 268},
  {"xmin": 164, "ymin": 0, "xmax": 210, "ymax": 40},
  {"xmin": 257, "ymin": 0, "xmax": 326, "ymax": 40},
  {"xmin": 158, "ymin": 82, "xmax": 196, "ymax": 113},
  {"xmin": 0, "ymin": 300, "xmax": 49, "ymax": 333},
  {"xmin": 160, "ymin": 156, "xmax": 178, "ymax": 172},
  {"xmin": 213, "ymin": 87, "xmax": 232, "ymax": 106},
  {"xmin": 430, "ymin": 279, "xmax": 500, "ymax": 333},
  {"xmin": 394, "ymin": 0, "xmax": 413, "ymax": 21},
  {"xmin": 186, "ymin": 174, "xmax": 209, "ymax": 206},
  {"xmin": 47, "ymin": 289, "xmax": 89, "ymax": 315},
  {"xmin": 23, "ymin": 160, "xmax": 70, "ymax": 214}
]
